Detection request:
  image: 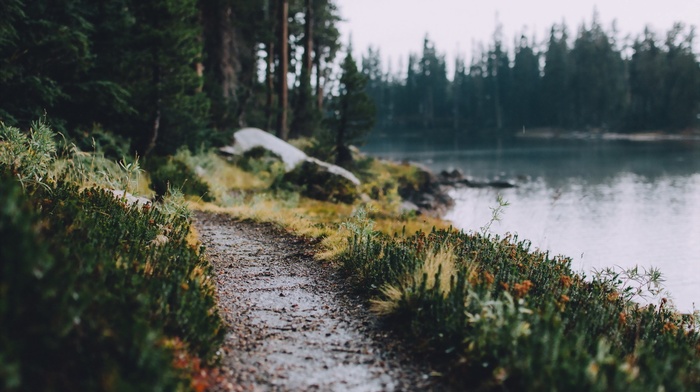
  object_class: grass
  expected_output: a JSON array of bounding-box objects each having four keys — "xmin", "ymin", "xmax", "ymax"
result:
[
  {"xmin": 6, "ymin": 120, "xmax": 697, "ymax": 391},
  {"xmin": 1, "ymin": 120, "xmax": 224, "ymax": 391},
  {"xmin": 186, "ymin": 135, "xmax": 700, "ymax": 391},
  {"xmin": 340, "ymin": 215, "xmax": 700, "ymax": 390}
]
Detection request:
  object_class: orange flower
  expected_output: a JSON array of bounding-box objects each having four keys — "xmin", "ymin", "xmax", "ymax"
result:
[
  {"xmin": 482, "ymin": 271, "xmax": 495, "ymax": 285},
  {"xmin": 663, "ymin": 322, "xmax": 678, "ymax": 334},
  {"xmin": 559, "ymin": 275, "xmax": 572, "ymax": 288},
  {"xmin": 619, "ymin": 312, "xmax": 627, "ymax": 325},
  {"xmin": 559, "ymin": 294, "xmax": 570, "ymax": 303},
  {"xmin": 513, "ymin": 280, "xmax": 533, "ymax": 298}
]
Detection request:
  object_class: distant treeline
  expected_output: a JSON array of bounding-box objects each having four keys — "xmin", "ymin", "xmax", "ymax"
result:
[
  {"xmin": 361, "ymin": 15, "xmax": 700, "ymax": 140},
  {"xmin": 2, "ymin": 2, "xmax": 698, "ymax": 154}
]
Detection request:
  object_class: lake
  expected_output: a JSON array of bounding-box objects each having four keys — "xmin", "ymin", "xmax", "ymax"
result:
[{"xmin": 363, "ymin": 136, "xmax": 700, "ymax": 312}]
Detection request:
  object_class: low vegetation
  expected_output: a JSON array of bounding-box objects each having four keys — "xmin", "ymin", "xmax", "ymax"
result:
[
  {"xmin": 341, "ymin": 209, "xmax": 700, "ymax": 390},
  {"xmin": 1, "ymin": 121, "xmax": 224, "ymax": 391},
  {"xmin": 3, "ymin": 119, "xmax": 699, "ymax": 391}
]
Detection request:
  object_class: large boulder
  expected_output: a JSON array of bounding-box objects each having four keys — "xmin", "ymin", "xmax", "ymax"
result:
[
  {"xmin": 283, "ymin": 158, "xmax": 359, "ymax": 203},
  {"xmin": 221, "ymin": 127, "xmax": 307, "ymax": 171},
  {"xmin": 221, "ymin": 128, "xmax": 360, "ymax": 203}
]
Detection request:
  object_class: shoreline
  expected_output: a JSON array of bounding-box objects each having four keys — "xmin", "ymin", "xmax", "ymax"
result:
[{"xmin": 517, "ymin": 128, "xmax": 700, "ymax": 142}]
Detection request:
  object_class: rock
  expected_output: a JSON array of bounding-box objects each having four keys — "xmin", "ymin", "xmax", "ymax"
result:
[
  {"xmin": 223, "ymin": 128, "xmax": 307, "ymax": 172},
  {"xmin": 438, "ymin": 168, "xmax": 465, "ymax": 184},
  {"xmin": 109, "ymin": 189, "xmax": 151, "ymax": 206},
  {"xmin": 397, "ymin": 164, "xmax": 454, "ymax": 217},
  {"xmin": 306, "ymin": 157, "xmax": 360, "ymax": 186},
  {"xmin": 220, "ymin": 128, "xmax": 361, "ymax": 203},
  {"xmin": 488, "ymin": 180, "xmax": 517, "ymax": 188},
  {"xmin": 399, "ymin": 201, "xmax": 420, "ymax": 215},
  {"xmin": 283, "ymin": 159, "xmax": 359, "ymax": 204}
]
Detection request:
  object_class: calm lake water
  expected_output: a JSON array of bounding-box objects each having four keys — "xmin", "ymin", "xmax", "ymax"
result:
[{"xmin": 363, "ymin": 136, "xmax": 700, "ymax": 312}]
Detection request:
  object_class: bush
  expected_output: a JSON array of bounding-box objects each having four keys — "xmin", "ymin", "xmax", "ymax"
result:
[
  {"xmin": 148, "ymin": 156, "xmax": 212, "ymax": 202},
  {"xmin": 0, "ymin": 174, "xmax": 224, "ymax": 391},
  {"xmin": 1, "ymin": 120, "xmax": 224, "ymax": 391},
  {"xmin": 281, "ymin": 159, "xmax": 359, "ymax": 204},
  {"xmin": 341, "ymin": 212, "xmax": 700, "ymax": 391}
]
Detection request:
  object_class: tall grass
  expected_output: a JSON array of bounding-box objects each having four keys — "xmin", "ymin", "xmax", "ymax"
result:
[
  {"xmin": 341, "ymin": 210, "xmax": 700, "ymax": 391},
  {"xmin": 1, "ymin": 120, "xmax": 224, "ymax": 391}
]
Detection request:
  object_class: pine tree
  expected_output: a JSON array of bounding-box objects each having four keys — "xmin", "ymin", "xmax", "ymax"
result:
[
  {"xmin": 290, "ymin": 0, "xmax": 319, "ymax": 139},
  {"xmin": 327, "ymin": 46, "xmax": 375, "ymax": 167},
  {"xmin": 627, "ymin": 27, "xmax": 666, "ymax": 130},
  {"xmin": 511, "ymin": 35, "xmax": 541, "ymax": 128},
  {"xmin": 662, "ymin": 23, "xmax": 700, "ymax": 130},
  {"xmin": 0, "ymin": 0, "xmax": 107, "ymax": 131},
  {"xmin": 570, "ymin": 12, "xmax": 626, "ymax": 129},
  {"xmin": 542, "ymin": 23, "xmax": 572, "ymax": 128}
]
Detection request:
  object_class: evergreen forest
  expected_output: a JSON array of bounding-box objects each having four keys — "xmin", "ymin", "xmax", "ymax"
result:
[
  {"xmin": 364, "ymin": 16, "xmax": 700, "ymax": 141},
  {"xmin": 3, "ymin": 2, "xmax": 699, "ymax": 157},
  {"xmin": 3, "ymin": 2, "xmax": 700, "ymax": 391}
]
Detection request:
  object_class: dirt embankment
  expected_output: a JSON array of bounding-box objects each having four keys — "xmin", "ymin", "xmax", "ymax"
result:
[{"xmin": 195, "ymin": 212, "xmax": 445, "ymax": 392}]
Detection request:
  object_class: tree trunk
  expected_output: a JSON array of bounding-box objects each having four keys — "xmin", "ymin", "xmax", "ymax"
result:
[
  {"xmin": 144, "ymin": 12, "xmax": 161, "ymax": 157},
  {"xmin": 314, "ymin": 46, "xmax": 324, "ymax": 110},
  {"xmin": 303, "ymin": 0, "xmax": 313, "ymax": 75},
  {"xmin": 290, "ymin": 0, "xmax": 314, "ymax": 138},
  {"xmin": 265, "ymin": 0, "xmax": 277, "ymax": 131},
  {"xmin": 265, "ymin": 40, "xmax": 276, "ymax": 131},
  {"xmin": 335, "ymin": 96, "xmax": 351, "ymax": 167},
  {"xmin": 276, "ymin": 0, "xmax": 289, "ymax": 140},
  {"xmin": 201, "ymin": 2, "xmax": 240, "ymax": 129}
]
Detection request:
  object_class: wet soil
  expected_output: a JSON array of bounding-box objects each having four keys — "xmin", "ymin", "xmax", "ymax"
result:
[{"xmin": 195, "ymin": 212, "xmax": 445, "ymax": 392}]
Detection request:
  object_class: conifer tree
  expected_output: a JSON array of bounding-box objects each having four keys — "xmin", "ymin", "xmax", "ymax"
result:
[
  {"xmin": 511, "ymin": 35, "xmax": 541, "ymax": 128},
  {"xmin": 327, "ymin": 45, "xmax": 375, "ymax": 167},
  {"xmin": 290, "ymin": 0, "xmax": 319, "ymax": 139},
  {"xmin": 542, "ymin": 23, "xmax": 572, "ymax": 128}
]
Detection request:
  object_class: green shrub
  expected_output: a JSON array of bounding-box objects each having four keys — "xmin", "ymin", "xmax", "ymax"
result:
[
  {"xmin": 341, "ymin": 214, "xmax": 700, "ymax": 391},
  {"xmin": 73, "ymin": 125, "xmax": 132, "ymax": 160},
  {"xmin": 0, "ymin": 174, "xmax": 224, "ymax": 391},
  {"xmin": 281, "ymin": 160, "xmax": 359, "ymax": 204},
  {"xmin": 148, "ymin": 156, "xmax": 212, "ymax": 202},
  {"xmin": 1, "ymin": 120, "xmax": 224, "ymax": 391},
  {"xmin": 0, "ymin": 119, "xmax": 56, "ymax": 189}
]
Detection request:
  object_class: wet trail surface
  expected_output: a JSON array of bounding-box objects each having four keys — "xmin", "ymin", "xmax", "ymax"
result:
[{"xmin": 195, "ymin": 212, "xmax": 444, "ymax": 392}]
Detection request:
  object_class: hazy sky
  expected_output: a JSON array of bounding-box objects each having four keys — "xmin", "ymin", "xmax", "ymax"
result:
[{"xmin": 336, "ymin": 0, "xmax": 700, "ymax": 74}]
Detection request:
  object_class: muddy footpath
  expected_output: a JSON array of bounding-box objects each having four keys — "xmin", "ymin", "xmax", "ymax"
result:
[{"xmin": 195, "ymin": 212, "xmax": 446, "ymax": 392}]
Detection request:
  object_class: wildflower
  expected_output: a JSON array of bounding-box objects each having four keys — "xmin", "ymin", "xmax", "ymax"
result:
[
  {"xmin": 619, "ymin": 312, "xmax": 627, "ymax": 325},
  {"xmin": 559, "ymin": 275, "xmax": 572, "ymax": 288},
  {"xmin": 559, "ymin": 294, "xmax": 570, "ymax": 303},
  {"xmin": 513, "ymin": 280, "xmax": 533, "ymax": 298},
  {"xmin": 662, "ymin": 322, "xmax": 678, "ymax": 334},
  {"xmin": 482, "ymin": 271, "xmax": 495, "ymax": 285},
  {"xmin": 607, "ymin": 291, "xmax": 619, "ymax": 302},
  {"xmin": 586, "ymin": 362, "xmax": 600, "ymax": 380},
  {"xmin": 500, "ymin": 282, "xmax": 509, "ymax": 291}
]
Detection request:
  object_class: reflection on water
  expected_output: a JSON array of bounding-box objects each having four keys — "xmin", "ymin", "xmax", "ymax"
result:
[{"xmin": 363, "ymin": 138, "xmax": 700, "ymax": 311}]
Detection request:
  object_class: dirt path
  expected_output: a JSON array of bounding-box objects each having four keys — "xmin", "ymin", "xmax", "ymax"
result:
[{"xmin": 195, "ymin": 212, "xmax": 444, "ymax": 392}]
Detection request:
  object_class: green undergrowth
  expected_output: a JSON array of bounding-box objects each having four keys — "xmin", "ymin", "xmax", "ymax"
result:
[
  {"xmin": 0, "ymin": 121, "xmax": 224, "ymax": 391},
  {"xmin": 341, "ymin": 209, "xmax": 700, "ymax": 391}
]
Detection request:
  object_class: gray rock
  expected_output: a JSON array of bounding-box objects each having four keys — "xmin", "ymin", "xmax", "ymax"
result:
[{"xmin": 221, "ymin": 128, "xmax": 362, "ymax": 203}]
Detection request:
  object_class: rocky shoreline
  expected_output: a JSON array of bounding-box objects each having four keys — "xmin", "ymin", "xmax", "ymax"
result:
[{"xmin": 395, "ymin": 163, "xmax": 517, "ymax": 218}]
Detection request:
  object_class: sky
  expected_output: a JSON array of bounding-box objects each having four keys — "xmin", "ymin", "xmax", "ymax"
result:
[{"xmin": 336, "ymin": 0, "xmax": 700, "ymax": 76}]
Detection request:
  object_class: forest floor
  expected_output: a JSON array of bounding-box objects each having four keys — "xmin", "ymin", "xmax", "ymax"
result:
[{"xmin": 194, "ymin": 212, "xmax": 446, "ymax": 392}]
